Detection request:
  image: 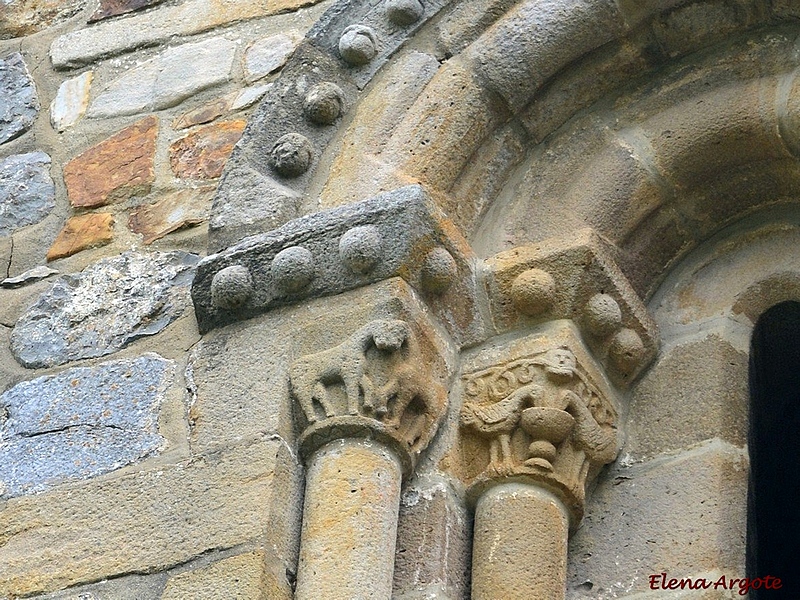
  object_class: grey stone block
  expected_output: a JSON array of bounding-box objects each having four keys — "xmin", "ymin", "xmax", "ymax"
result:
[
  {"xmin": 0, "ymin": 353, "xmax": 174, "ymax": 499},
  {"xmin": 626, "ymin": 334, "xmax": 748, "ymax": 460},
  {"xmin": 0, "ymin": 53, "xmax": 39, "ymax": 145},
  {"xmin": 0, "ymin": 152, "xmax": 56, "ymax": 237},
  {"xmin": 86, "ymin": 38, "xmax": 237, "ymax": 119},
  {"xmin": 11, "ymin": 251, "xmax": 198, "ymax": 369},
  {"xmin": 307, "ymin": 0, "xmax": 450, "ymax": 89},
  {"xmin": 566, "ymin": 440, "xmax": 747, "ymax": 598},
  {"xmin": 394, "ymin": 476, "xmax": 471, "ymax": 600},
  {"xmin": 195, "ymin": 185, "xmax": 483, "ymax": 346}
]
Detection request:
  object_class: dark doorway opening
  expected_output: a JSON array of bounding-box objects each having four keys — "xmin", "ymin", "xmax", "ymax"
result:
[{"xmin": 747, "ymin": 300, "xmax": 800, "ymax": 597}]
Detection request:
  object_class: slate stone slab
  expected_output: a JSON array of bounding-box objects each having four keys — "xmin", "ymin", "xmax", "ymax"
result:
[
  {"xmin": 11, "ymin": 251, "xmax": 198, "ymax": 368},
  {"xmin": 0, "ymin": 52, "xmax": 39, "ymax": 144},
  {"xmin": 0, "ymin": 152, "xmax": 56, "ymax": 237},
  {"xmin": 0, "ymin": 353, "xmax": 174, "ymax": 498}
]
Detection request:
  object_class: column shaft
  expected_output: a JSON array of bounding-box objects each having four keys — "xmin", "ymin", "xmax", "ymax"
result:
[
  {"xmin": 471, "ymin": 483, "xmax": 570, "ymax": 600},
  {"xmin": 295, "ymin": 439, "xmax": 402, "ymax": 600}
]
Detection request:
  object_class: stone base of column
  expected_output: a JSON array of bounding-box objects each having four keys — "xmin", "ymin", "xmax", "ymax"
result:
[
  {"xmin": 471, "ymin": 483, "xmax": 569, "ymax": 600},
  {"xmin": 295, "ymin": 438, "xmax": 402, "ymax": 600}
]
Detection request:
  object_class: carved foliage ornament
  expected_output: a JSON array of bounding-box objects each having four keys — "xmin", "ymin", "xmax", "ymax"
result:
[
  {"xmin": 290, "ymin": 319, "xmax": 447, "ymax": 473},
  {"xmin": 460, "ymin": 347, "xmax": 618, "ymax": 522}
]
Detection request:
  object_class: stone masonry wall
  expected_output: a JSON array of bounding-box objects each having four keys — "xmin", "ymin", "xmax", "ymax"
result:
[{"xmin": 1, "ymin": 1, "xmax": 333, "ymax": 598}]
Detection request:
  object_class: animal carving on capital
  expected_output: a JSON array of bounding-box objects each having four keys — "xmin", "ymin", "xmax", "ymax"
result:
[
  {"xmin": 460, "ymin": 347, "xmax": 617, "ymax": 479},
  {"xmin": 289, "ymin": 319, "xmax": 446, "ymax": 452}
]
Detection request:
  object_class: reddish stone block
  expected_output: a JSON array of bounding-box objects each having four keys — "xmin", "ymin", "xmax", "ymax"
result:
[
  {"xmin": 88, "ymin": 0, "xmax": 165, "ymax": 22},
  {"xmin": 47, "ymin": 213, "xmax": 115, "ymax": 261},
  {"xmin": 63, "ymin": 116, "xmax": 158, "ymax": 208},
  {"xmin": 169, "ymin": 120, "xmax": 245, "ymax": 180}
]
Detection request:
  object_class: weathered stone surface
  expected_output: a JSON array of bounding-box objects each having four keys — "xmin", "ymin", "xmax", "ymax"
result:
[
  {"xmin": 652, "ymin": 224, "xmax": 800, "ymax": 330},
  {"xmin": 0, "ymin": 438, "xmax": 279, "ymax": 597},
  {"xmin": 161, "ymin": 551, "xmax": 265, "ymax": 599},
  {"xmin": 244, "ymin": 32, "xmax": 301, "ymax": 82},
  {"xmin": 0, "ymin": 152, "xmax": 56, "ymax": 237},
  {"xmin": 0, "ymin": 354, "xmax": 173, "ymax": 499},
  {"xmin": 295, "ymin": 439, "xmax": 402, "ymax": 600},
  {"xmin": 1, "ymin": 265, "xmax": 58, "ymax": 288},
  {"xmin": 50, "ymin": 0, "xmax": 326, "ymax": 68},
  {"xmin": 63, "ymin": 116, "xmax": 157, "ymax": 208},
  {"xmin": 195, "ymin": 186, "xmax": 482, "ymax": 347},
  {"xmin": 467, "ymin": 0, "xmax": 626, "ymax": 111},
  {"xmin": 0, "ymin": 0, "xmax": 85, "ymax": 39},
  {"xmin": 46, "ymin": 213, "xmax": 115, "ymax": 261},
  {"xmin": 29, "ymin": 571, "xmax": 167, "ymax": 599},
  {"xmin": 566, "ymin": 441, "xmax": 747, "ymax": 598},
  {"xmin": 88, "ymin": 0, "xmax": 165, "ymax": 22},
  {"xmin": 473, "ymin": 484, "xmax": 569, "ymax": 600},
  {"xmin": 172, "ymin": 85, "xmax": 272, "ymax": 130},
  {"xmin": 87, "ymin": 38, "xmax": 237, "ymax": 119},
  {"xmin": 10, "ymin": 251, "xmax": 198, "ymax": 369},
  {"xmin": 169, "ymin": 120, "xmax": 246, "ymax": 180},
  {"xmin": 626, "ymin": 334, "xmax": 748, "ymax": 460},
  {"xmin": 129, "ymin": 187, "xmax": 214, "ymax": 244},
  {"xmin": 394, "ymin": 477, "xmax": 471, "ymax": 600},
  {"xmin": 0, "ymin": 53, "xmax": 39, "ymax": 144},
  {"xmin": 50, "ymin": 71, "xmax": 93, "ymax": 132}
]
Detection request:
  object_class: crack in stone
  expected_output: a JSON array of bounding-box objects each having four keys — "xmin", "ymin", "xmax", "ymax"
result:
[{"xmin": 15, "ymin": 422, "xmax": 127, "ymax": 439}]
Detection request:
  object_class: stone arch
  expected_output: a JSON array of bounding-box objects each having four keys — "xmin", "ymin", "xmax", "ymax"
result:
[{"xmin": 213, "ymin": 0, "xmax": 800, "ymax": 304}]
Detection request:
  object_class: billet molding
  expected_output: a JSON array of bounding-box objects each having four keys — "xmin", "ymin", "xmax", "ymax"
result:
[
  {"xmin": 483, "ymin": 227, "xmax": 659, "ymax": 385},
  {"xmin": 192, "ymin": 185, "xmax": 482, "ymax": 345}
]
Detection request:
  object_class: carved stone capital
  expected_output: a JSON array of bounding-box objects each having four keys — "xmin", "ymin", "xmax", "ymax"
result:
[
  {"xmin": 290, "ymin": 317, "xmax": 448, "ymax": 474},
  {"xmin": 456, "ymin": 323, "xmax": 619, "ymax": 527},
  {"xmin": 484, "ymin": 228, "xmax": 659, "ymax": 385}
]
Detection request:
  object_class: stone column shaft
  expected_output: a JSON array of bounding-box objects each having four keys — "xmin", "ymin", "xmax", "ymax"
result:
[
  {"xmin": 471, "ymin": 483, "xmax": 569, "ymax": 600},
  {"xmin": 295, "ymin": 439, "xmax": 403, "ymax": 600}
]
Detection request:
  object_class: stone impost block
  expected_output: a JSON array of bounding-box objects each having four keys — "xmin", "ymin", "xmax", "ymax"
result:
[
  {"xmin": 187, "ymin": 277, "xmax": 454, "ymax": 457},
  {"xmin": 484, "ymin": 227, "xmax": 659, "ymax": 385},
  {"xmin": 194, "ymin": 185, "xmax": 482, "ymax": 346},
  {"xmin": 454, "ymin": 321, "xmax": 620, "ymax": 528}
]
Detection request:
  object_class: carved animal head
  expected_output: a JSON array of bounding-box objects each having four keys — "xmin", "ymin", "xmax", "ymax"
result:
[{"xmin": 372, "ymin": 319, "xmax": 410, "ymax": 352}]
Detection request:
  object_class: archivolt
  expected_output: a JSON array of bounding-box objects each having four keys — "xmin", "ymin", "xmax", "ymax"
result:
[{"xmin": 217, "ymin": 0, "xmax": 800, "ymax": 297}]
